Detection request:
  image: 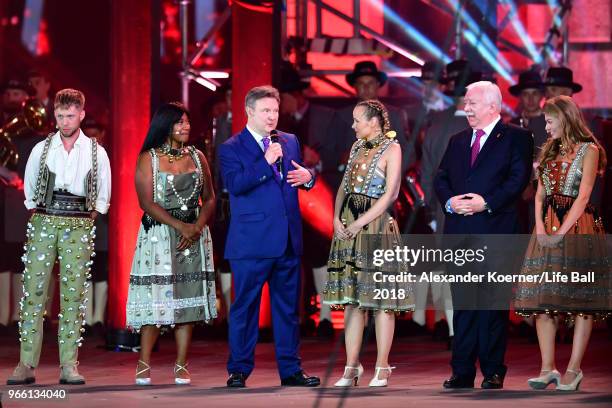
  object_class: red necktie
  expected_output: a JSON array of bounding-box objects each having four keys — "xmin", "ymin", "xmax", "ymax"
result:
[{"xmin": 471, "ymin": 129, "xmax": 485, "ymax": 166}]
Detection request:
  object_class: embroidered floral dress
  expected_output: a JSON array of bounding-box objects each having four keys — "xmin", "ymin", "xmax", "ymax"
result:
[
  {"xmin": 515, "ymin": 142, "xmax": 611, "ymax": 317},
  {"xmin": 126, "ymin": 147, "xmax": 217, "ymax": 330},
  {"xmin": 323, "ymin": 137, "xmax": 414, "ymax": 311}
]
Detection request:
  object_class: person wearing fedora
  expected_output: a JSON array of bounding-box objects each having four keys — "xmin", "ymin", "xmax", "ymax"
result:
[
  {"xmin": 417, "ymin": 59, "xmax": 483, "ymax": 347},
  {"xmin": 405, "ymin": 61, "xmax": 446, "ymax": 161},
  {"xmin": 544, "ymin": 66, "xmax": 582, "ymax": 99},
  {"xmin": 322, "ymin": 61, "xmax": 412, "ymax": 197},
  {"xmin": 543, "ymin": 66, "xmax": 604, "ymax": 209},
  {"xmin": 509, "ymin": 69, "xmax": 548, "ymax": 235},
  {"xmin": 1, "ymin": 79, "xmax": 34, "ymax": 124},
  {"xmin": 277, "ymin": 63, "xmax": 337, "ymax": 338},
  {"xmin": 27, "ymin": 70, "xmax": 54, "ymax": 124},
  {"xmin": 421, "ymin": 60, "xmax": 484, "ymax": 235},
  {"xmin": 0, "ymin": 79, "xmax": 44, "ymax": 337}
]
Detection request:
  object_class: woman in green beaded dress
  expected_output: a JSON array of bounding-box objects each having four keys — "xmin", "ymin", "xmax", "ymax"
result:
[
  {"xmin": 324, "ymin": 100, "xmax": 414, "ymax": 387},
  {"xmin": 514, "ymin": 96, "xmax": 609, "ymax": 391},
  {"xmin": 127, "ymin": 102, "xmax": 217, "ymax": 385}
]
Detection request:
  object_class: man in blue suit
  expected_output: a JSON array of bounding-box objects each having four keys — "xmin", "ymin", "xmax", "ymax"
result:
[
  {"xmin": 219, "ymin": 85, "xmax": 320, "ymax": 388},
  {"xmin": 435, "ymin": 81, "xmax": 533, "ymax": 389}
]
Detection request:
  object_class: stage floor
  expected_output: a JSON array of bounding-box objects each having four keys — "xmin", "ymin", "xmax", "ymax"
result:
[{"xmin": 1, "ymin": 329, "xmax": 611, "ymax": 408}]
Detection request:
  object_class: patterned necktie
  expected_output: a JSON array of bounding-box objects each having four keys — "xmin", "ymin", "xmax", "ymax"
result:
[
  {"xmin": 471, "ymin": 129, "xmax": 485, "ymax": 166},
  {"xmin": 262, "ymin": 137, "xmax": 281, "ymax": 180}
]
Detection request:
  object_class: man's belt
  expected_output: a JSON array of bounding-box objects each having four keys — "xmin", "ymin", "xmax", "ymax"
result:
[{"xmin": 35, "ymin": 190, "xmax": 90, "ymax": 217}]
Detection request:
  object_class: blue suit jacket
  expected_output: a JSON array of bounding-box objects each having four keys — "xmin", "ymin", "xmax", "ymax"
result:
[
  {"xmin": 434, "ymin": 121, "xmax": 533, "ymax": 234},
  {"xmin": 219, "ymin": 128, "xmax": 314, "ymax": 259}
]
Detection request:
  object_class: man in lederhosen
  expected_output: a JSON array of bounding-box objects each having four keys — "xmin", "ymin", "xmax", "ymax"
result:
[{"xmin": 6, "ymin": 88, "xmax": 111, "ymax": 385}]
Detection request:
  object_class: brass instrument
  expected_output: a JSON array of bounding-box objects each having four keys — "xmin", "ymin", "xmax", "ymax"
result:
[{"xmin": 0, "ymin": 98, "xmax": 50, "ymax": 168}]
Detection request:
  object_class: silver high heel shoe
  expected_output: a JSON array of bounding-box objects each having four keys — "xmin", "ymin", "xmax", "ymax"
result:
[
  {"xmin": 334, "ymin": 364, "xmax": 364, "ymax": 387},
  {"xmin": 174, "ymin": 362, "xmax": 191, "ymax": 385},
  {"xmin": 556, "ymin": 369, "xmax": 583, "ymax": 391},
  {"xmin": 368, "ymin": 366, "xmax": 396, "ymax": 387},
  {"xmin": 135, "ymin": 360, "xmax": 151, "ymax": 386},
  {"xmin": 527, "ymin": 369, "xmax": 561, "ymax": 389}
]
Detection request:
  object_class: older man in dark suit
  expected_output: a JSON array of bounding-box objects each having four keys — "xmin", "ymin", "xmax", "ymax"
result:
[
  {"xmin": 417, "ymin": 60, "xmax": 482, "ymax": 343},
  {"xmin": 435, "ymin": 81, "xmax": 533, "ymax": 389}
]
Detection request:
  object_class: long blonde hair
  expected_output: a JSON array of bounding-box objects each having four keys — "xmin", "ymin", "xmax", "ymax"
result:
[{"xmin": 538, "ymin": 95, "xmax": 606, "ymax": 175}]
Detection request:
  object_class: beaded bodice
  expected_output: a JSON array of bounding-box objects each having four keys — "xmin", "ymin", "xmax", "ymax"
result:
[
  {"xmin": 342, "ymin": 137, "xmax": 395, "ymax": 199},
  {"xmin": 541, "ymin": 142, "xmax": 591, "ymax": 198},
  {"xmin": 150, "ymin": 146, "xmax": 204, "ymax": 210}
]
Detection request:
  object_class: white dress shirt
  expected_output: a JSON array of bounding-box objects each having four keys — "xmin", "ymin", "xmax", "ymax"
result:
[
  {"xmin": 470, "ymin": 115, "xmax": 501, "ymax": 151},
  {"xmin": 246, "ymin": 124, "xmax": 268, "ymax": 152},
  {"xmin": 24, "ymin": 130, "xmax": 112, "ymax": 213},
  {"xmin": 247, "ymin": 125, "xmax": 285, "ymax": 181}
]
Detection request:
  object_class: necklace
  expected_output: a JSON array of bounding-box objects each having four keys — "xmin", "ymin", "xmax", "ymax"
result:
[
  {"xmin": 360, "ymin": 134, "xmax": 385, "ymax": 157},
  {"xmin": 166, "ymin": 173, "xmax": 200, "ymax": 211},
  {"xmin": 362, "ymin": 134, "xmax": 386, "ymax": 149},
  {"xmin": 159, "ymin": 143, "xmax": 184, "ymax": 163},
  {"xmin": 559, "ymin": 143, "xmax": 569, "ymax": 157}
]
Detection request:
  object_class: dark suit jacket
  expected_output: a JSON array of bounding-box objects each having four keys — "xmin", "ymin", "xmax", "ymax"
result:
[
  {"xmin": 213, "ymin": 112, "xmax": 232, "ymax": 192},
  {"xmin": 421, "ymin": 107, "xmax": 469, "ymax": 232},
  {"xmin": 219, "ymin": 128, "xmax": 314, "ymax": 259},
  {"xmin": 3, "ymin": 132, "xmax": 45, "ymax": 242},
  {"xmin": 434, "ymin": 121, "xmax": 533, "ymax": 234},
  {"xmin": 278, "ymin": 103, "xmax": 335, "ymax": 150}
]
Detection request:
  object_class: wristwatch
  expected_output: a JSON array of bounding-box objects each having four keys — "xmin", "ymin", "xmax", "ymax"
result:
[{"xmin": 483, "ymin": 201, "xmax": 492, "ymax": 213}]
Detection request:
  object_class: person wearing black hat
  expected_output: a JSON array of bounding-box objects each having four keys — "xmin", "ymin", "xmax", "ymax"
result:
[
  {"xmin": 507, "ymin": 69, "xmax": 548, "ymax": 341},
  {"xmin": 278, "ymin": 62, "xmax": 333, "ymax": 167},
  {"xmin": 405, "ymin": 61, "xmax": 446, "ymax": 162},
  {"xmin": 544, "ymin": 66, "xmax": 582, "ymax": 99},
  {"xmin": 509, "ymin": 70, "xmax": 547, "ymax": 235},
  {"xmin": 323, "ymin": 61, "xmax": 412, "ymax": 197},
  {"xmin": 277, "ymin": 62, "xmax": 336, "ymax": 337},
  {"xmin": 543, "ymin": 65, "xmax": 604, "ymax": 211},
  {"xmin": 27, "ymin": 70, "xmax": 54, "ymax": 118},
  {"xmin": 509, "ymin": 70, "xmax": 548, "ymax": 157},
  {"xmin": 1, "ymin": 79, "xmax": 33, "ymax": 124},
  {"xmin": 510, "ymin": 70, "xmax": 545, "ymax": 128},
  {"xmin": 207, "ymin": 85, "xmax": 234, "ymax": 326},
  {"xmin": 0, "ymin": 79, "xmax": 43, "ymax": 335},
  {"xmin": 81, "ymin": 118, "xmax": 109, "ymax": 335},
  {"xmin": 422, "ymin": 60, "xmax": 484, "ymax": 234}
]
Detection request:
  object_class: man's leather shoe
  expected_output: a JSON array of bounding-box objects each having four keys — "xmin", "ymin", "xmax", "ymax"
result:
[
  {"xmin": 443, "ymin": 374, "xmax": 474, "ymax": 389},
  {"xmin": 481, "ymin": 374, "xmax": 504, "ymax": 389},
  {"xmin": 280, "ymin": 370, "xmax": 320, "ymax": 387},
  {"xmin": 227, "ymin": 372, "xmax": 246, "ymax": 388}
]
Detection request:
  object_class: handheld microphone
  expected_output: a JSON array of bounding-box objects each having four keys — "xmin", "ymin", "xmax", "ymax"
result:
[{"xmin": 270, "ymin": 130, "xmax": 282, "ymax": 174}]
